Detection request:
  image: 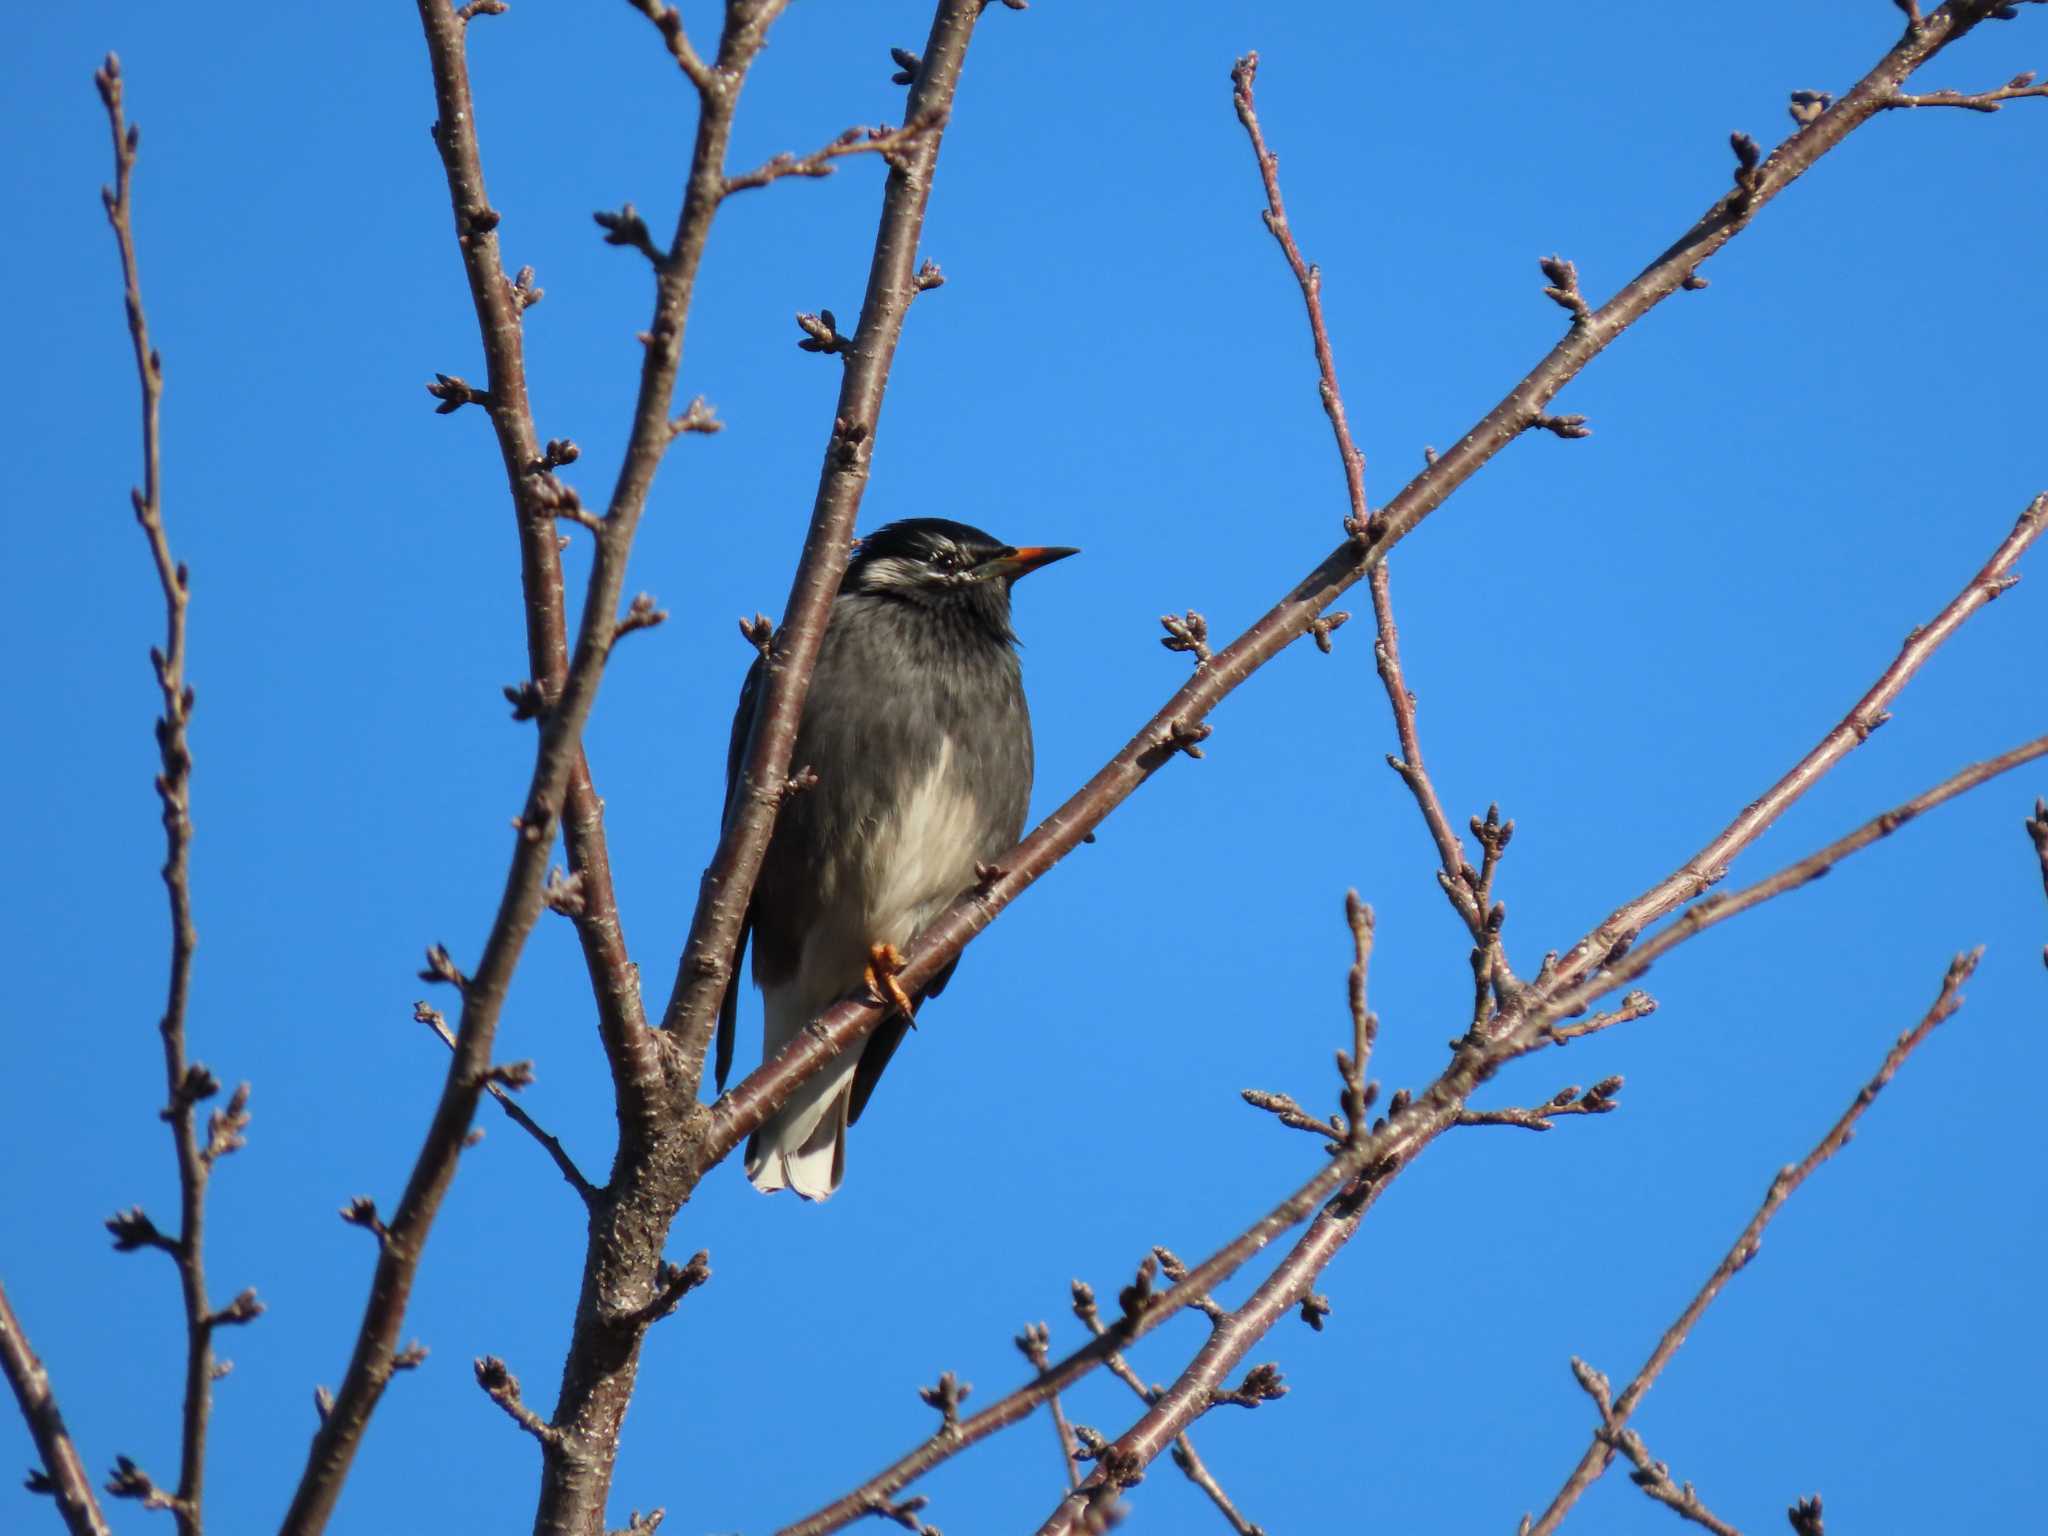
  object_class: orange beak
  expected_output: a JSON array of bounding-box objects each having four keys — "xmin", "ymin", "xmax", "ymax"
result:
[{"xmin": 986, "ymin": 545, "xmax": 1079, "ymax": 581}]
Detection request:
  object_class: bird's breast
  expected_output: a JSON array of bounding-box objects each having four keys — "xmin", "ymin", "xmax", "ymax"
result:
[{"xmin": 861, "ymin": 734, "xmax": 987, "ymax": 947}]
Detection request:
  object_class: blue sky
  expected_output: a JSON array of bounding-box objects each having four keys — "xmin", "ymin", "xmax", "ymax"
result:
[{"xmin": 5, "ymin": 3, "xmax": 2046, "ymax": 1533}]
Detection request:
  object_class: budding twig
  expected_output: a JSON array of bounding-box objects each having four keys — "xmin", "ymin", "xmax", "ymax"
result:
[{"xmin": 1524, "ymin": 950, "xmax": 1982, "ymax": 1536}]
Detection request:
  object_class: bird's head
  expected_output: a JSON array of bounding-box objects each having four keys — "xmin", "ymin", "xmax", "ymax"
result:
[{"xmin": 845, "ymin": 518, "xmax": 1077, "ymax": 636}]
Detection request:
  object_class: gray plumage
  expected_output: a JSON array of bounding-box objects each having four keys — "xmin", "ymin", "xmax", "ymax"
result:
[{"xmin": 718, "ymin": 518, "xmax": 1076, "ymax": 1199}]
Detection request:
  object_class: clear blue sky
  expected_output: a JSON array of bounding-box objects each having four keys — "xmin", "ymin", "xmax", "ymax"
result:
[{"xmin": 6, "ymin": 4, "xmax": 2045, "ymax": 1533}]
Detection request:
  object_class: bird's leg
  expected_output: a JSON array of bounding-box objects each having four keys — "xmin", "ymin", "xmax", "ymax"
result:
[{"xmin": 865, "ymin": 942, "xmax": 918, "ymax": 1028}]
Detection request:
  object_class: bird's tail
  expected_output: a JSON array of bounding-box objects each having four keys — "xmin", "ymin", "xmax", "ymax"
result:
[{"xmin": 744, "ymin": 1058, "xmax": 857, "ymax": 1200}]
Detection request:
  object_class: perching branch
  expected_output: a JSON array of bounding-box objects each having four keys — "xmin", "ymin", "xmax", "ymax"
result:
[
  {"xmin": 0, "ymin": 1281, "xmax": 111, "ymax": 1536},
  {"xmin": 535, "ymin": 2, "xmax": 992, "ymax": 1531},
  {"xmin": 1522, "ymin": 950, "xmax": 1984, "ymax": 1536},
  {"xmin": 709, "ymin": 2, "xmax": 2039, "ymax": 1183},
  {"xmin": 662, "ymin": 0, "xmax": 989, "ymax": 1096},
  {"xmin": 94, "ymin": 54, "xmax": 248, "ymax": 1536}
]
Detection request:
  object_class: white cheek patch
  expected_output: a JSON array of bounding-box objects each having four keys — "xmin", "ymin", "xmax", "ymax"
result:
[{"xmin": 866, "ymin": 736, "xmax": 982, "ymax": 945}]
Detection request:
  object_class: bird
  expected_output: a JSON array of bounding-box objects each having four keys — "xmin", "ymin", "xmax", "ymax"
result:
[{"xmin": 716, "ymin": 517, "xmax": 1077, "ymax": 1199}]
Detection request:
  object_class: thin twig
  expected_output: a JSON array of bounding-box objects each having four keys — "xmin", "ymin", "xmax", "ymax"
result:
[
  {"xmin": 414, "ymin": 1003, "xmax": 593, "ymax": 1200},
  {"xmin": 475, "ymin": 1356, "xmax": 564, "ymax": 1446},
  {"xmin": 1535, "ymin": 491, "xmax": 2044, "ymax": 1025},
  {"xmin": 95, "ymin": 55, "xmax": 242, "ymax": 1536},
  {"xmin": 1524, "ymin": 950, "xmax": 1983, "ymax": 1536},
  {"xmin": 1455, "ymin": 1077, "xmax": 1623, "ymax": 1132},
  {"xmin": 623, "ymin": 0, "xmax": 713, "ymax": 89},
  {"xmin": 0, "ymin": 1281, "xmax": 111, "ymax": 1536},
  {"xmin": 1885, "ymin": 69, "xmax": 2048, "ymax": 110},
  {"xmin": 1071, "ymin": 1281, "xmax": 1262, "ymax": 1533},
  {"xmin": 1604, "ymin": 1425, "xmax": 1744, "ymax": 1536},
  {"xmin": 1015, "ymin": 1324, "xmax": 1081, "ymax": 1490},
  {"xmin": 1232, "ymin": 52, "xmax": 1367, "ymax": 537},
  {"xmin": 723, "ymin": 110, "xmax": 947, "ymax": 195},
  {"xmin": 1371, "ymin": 564, "xmax": 1477, "ymax": 921},
  {"xmin": 1522, "ymin": 733, "xmax": 2048, "ymax": 1040}
]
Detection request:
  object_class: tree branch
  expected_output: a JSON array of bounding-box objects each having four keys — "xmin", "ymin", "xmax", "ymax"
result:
[
  {"xmin": 1886, "ymin": 67, "xmax": 2048, "ymax": 110},
  {"xmin": 1532, "ymin": 486, "xmax": 2044, "ymax": 1022},
  {"xmin": 530, "ymin": 1, "xmax": 990, "ymax": 1530},
  {"xmin": 1522, "ymin": 950, "xmax": 1983, "ymax": 1536},
  {"xmin": 277, "ymin": 0, "xmax": 780, "ymax": 1518},
  {"xmin": 662, "ymin": 0, "xmax": 986, "ymax": 1092},
  {"xmin": 1522, "ymin": 731, "xmax": 2048, "ymax": 1039},
  {"xmin": 0, "ymin": 1281, "xmax": 111, "ymax": 1536},
  {"xmin": 414, "ymin": 1003, "xmax": 593, "ymax": 1201},
  {"xmin": 93, "ymin": 55, "xmax": 249, "ymax": 1536},
  {"xmin": 782, "ymin": 641, "xmax": 2047, "ymax": 1535},
  {"xmin": 722, "ymin": 110, "xmax": 947, "ymax": 195},
  {"xmin": 1602, "ymin": 1423, "xmax": 1744, "ymax": 1536},
  {"xmin": 1232, "ymin": 52, "xmax": 1368, "ymax": 538},
  {"xmin": 1071, "ymin": 1280, "xmax": 1265, "ymax": 1535}
]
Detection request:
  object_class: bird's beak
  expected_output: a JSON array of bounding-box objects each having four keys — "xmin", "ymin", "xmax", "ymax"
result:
[{"xmin": 982, "ymin": 545, "xmax": 1079, "ymax": 582}]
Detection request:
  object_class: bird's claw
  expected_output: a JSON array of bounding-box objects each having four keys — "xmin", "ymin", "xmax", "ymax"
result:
[{"xmin": 866, "ymin": 943, "xmax": 917, "ymax": 1026}]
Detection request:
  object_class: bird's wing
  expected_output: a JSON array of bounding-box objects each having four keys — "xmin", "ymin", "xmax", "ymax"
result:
[
  {"xmin": 847, "ymin": 955, "xmax": 959, "ymax": 1124},
  {"xmin": 714, "ymin": 655, "xmax": 765, "ymax": 1093}
]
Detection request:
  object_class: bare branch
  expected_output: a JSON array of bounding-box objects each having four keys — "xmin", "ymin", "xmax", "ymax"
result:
[
  {"xmin": 1542, "ymin": 491, "xmax": 2044, "ymax": 1014},
  {"xmin": 0, "ymin": 1281, "xmax": 112, "ymax": 1536},
  {"xmin": 1456, "ymin": 1077, "xmax": 1624, "ymax": 1132},
  {"xmin": 1526, "ymin": 734, "xmax": 2048, "ymax": 1037},
  {"xmin": 724, "ymin": 109, "xmax": 947, "ymax": 195},
  {"xmin": 1076, "ymin": 1274, "xmax": 1258, "ymax": 1533},
  {"xmin": 1543, "ymin": 990, "xmax": 1658, "ymax": 1047},
  {"xmin": 1158, "ymin": 610, "xmax": 1212, "ymax": 665},
  {"xmin": 1538, "ymin": 253, "xmax": 1591, "ymax": 321},
  {"xmin": 414, "ymin": 1002, "xmax": 593, "ymax": 1201},
  {"xmin": 602, "ymin": 1252, "xmax": 712, "ymax": 1331},
  {"xmin": 1016, "ymin": 1323, "xmax": 1081, "ymax": 1490},
  {"xmin": 1524, "ymin": 950, "xmax": 1983, "ymax": 1535},
  {"xmin": 94, "ymin": 53, "xmax": 240, "ymax": 1536},
  {"xmin": 1230, "ymin": 52, "xmax": 1368, "ymax": 537},
  {"xmin": 1887, "ymin": 67, "xmax": 2047, "ymax": 109},
  {"xmin": 621, "ymin": 0, "xmax": 712, "ymax": 88},
  {"xmin": 594, "ymin": 203, "xmax": 663, "ymax": 265},
  {"xmin": 1370, "ymin": 562, "xmax": 1487, "ymax": 934},
  {"xmin": 475, "ymin": 1357, "xmax": 563, "ymax": 1446},
  {"xmin": 1604, "ymin": 1426, "xmax": 1743, "ymax": 1536}
]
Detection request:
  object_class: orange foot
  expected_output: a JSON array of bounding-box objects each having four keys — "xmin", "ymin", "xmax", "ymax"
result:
[{"xmin": 865, "ymin": 943, "xmax": 917, "ymax": 1026}]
